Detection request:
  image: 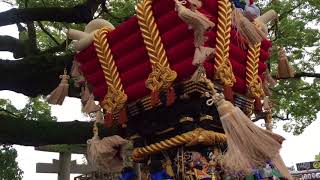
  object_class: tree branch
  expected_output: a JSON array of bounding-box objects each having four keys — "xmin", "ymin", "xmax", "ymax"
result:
[
  {"xmin": 0, "ymin": 35, "xmax": 71, "ymax": 57},
  {"xmin": 26, "ymin": 21, "xmax": 38, "ymax": 54},
  {"xmin": 277, "ymin": 72, "xmax": 320, "ymax": 80},
  {"xmin": 0, "ymin": 54, "xmax": 76, "ymax": 97},
  {"xmin": 37, "ymin": 21, "xmax": 60, "ymax": 45},
  {"xmin": 0, "ymin": 0, "xmax": 104, "ymax": 26},
  {"xmin": 0, "ymin": 114, "xmax": 120, "ymax": 146},
  {"xmin": 0, "ymin": 35, "xmax": 29, "ymax": 58},
  {"xmin": 40, "ymin": 39, "xmax": 72, "ymax": 54},
  {"xmin": 252, "ymin": 112, "xmax": 290, "ymax": 122},
  {"xmin": 278, "ymin": 2, "xmax": 303, "ymax": 21},
  {"xmin": 0, "ymin": 108, "xmax": 19, "ymax": 118}
]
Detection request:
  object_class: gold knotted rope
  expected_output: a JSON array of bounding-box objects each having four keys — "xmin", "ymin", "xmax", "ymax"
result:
[
  {"xmin": 136, "ymin": 0, "xmax": 177, "ymax": 92},
  {"xmin": 246, "ymin": 43, "xmax": 264, "ymax": 98},
  {"xmin": 93, "ymin": 28, "xmax": 128, "ymax": 113},
  {"xmin": 214, "ymin": 0, "xmax": 236, "ymax": 86},
  {"xmin": 132, "ymin": 128, "xmax": 226, "ymax": 160}
]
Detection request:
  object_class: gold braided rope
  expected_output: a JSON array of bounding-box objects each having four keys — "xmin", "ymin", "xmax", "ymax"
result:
[
  {"xmin": 132, "ymin": 128, "xmax": 226, "ymax": 160},
  {"xmin": 94, "ymin": 28, "xmax": 127, "ymax": 112},
  {"xmin": 214, "ymin": 0, "xmax": 236, "ymax": 86},
  {"xmin": 246, "ymin": 43, "xmax": 264, "ymax": 98},
  {"xmin": 136, "ymin": 0, "xmax": 177, "ymax": 91}
]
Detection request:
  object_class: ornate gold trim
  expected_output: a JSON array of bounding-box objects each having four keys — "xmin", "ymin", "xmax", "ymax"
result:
[
  {"xmin": 136, "ymin": 0, "xmax": 177, "ymax": 92},
  {"xmin": 199, "ymin": 115, "xmax": 214, "ymax": 121},
  {"xmin": 93, "ymin": 28, "xmax": 128, "ymax": 112},
  {"xmin": 214, "ymin": 0, "xmax": 236, "ymax": 87},
  {"xmin": 132, "ymin": 128, "xmax": 226, "ymax": 160},
  {"xmin": 246, "ymin": 43, "xmax": 264, "ymax": 98},
  {"xmin": 179, "ymin": 116, "xmax": 194, "ymax": 123}
]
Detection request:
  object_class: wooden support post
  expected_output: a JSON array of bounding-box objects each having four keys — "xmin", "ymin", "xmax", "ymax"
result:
[{"xmin": 58, "ymin": 152, "xmax": 71, "ymax": 180}]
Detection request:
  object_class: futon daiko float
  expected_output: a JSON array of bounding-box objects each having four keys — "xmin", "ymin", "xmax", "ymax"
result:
[{"xmin": 47, "ymin": 0, "xmax": 295, "ymax": 179}]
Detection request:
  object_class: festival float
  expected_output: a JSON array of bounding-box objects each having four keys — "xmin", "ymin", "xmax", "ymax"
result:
[{"xmin": 47, "ymin": 0, "xmax": 296, "ymax": 179}]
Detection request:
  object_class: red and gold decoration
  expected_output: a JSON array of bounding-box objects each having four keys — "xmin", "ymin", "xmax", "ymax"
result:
[
  {"xmin": 246, "ymin": 43, "xmax": 264, "ymax": 112},
  {"xmin": 59, "ymin": 0, "xmax": 294, "ymax": 179},
  {"xmin": 214, "ymin": 0, "xmax": 236, "ymax": 102}
]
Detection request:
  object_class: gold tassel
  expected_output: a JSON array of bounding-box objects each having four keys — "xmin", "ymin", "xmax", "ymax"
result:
[
  {"xmin": 207, "ymin": 94, "xmax": 283, "ymax": 174},
  {"xmin": 231, "ymin": 8, "xmax": 266, "ymax": 45},
  {"xmin": 83, "ymin": 95, "xmax": 100, "ymax": 114},
  {"xmin": 277, "ymin": 47, "xmax": 295, "ymax": 78},
  {"xmin": 47, "ymin": 68, "xmax": 70, "ymax": 105},
  {"xmin": 175, "ymin": 0, "xmax": 215, "ymax": 47}
]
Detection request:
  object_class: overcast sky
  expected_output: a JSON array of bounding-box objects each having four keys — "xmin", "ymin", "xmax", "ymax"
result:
[{"xmin": 0, "ymin": 2, "xmax": 320, "ymax": 180}]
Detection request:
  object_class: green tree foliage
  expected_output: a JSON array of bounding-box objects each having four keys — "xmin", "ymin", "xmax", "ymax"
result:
[
  {"xmin": 255, "ymin": 0, "xmax": 320, "ymax": 135},
  {"xmin": 0, "ymin": 145, "xmax": 23, "ymax": 180},
  {"xmin": 20, "ymin": 97, "xmax": 57, "ymax": 121},
  {"xmin": 0, "ymin": 97, "xmax": 56, "ymax": 178},
  {"xmin": 0, "ymin": 97, "xmax": 57, "ymax": 121},
  {"xmin": 316, "ymin": 152, "xmax": 320, "ymax": 161}
]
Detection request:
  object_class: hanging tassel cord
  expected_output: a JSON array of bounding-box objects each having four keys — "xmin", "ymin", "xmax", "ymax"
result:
[
  {"xmin": 202, "ymin": 71, "xmax": 285, "ymax": 175},
  {"xmin": 231, "ymin": 8, "xmax": 266, "ymax": 45},
  {"xmin": 277, "ymin": 47, "xmax": 295, "ymax": 78},
  {"xmin": 47, "ymin": 68, "xmax": 70, "ymax": 105}
]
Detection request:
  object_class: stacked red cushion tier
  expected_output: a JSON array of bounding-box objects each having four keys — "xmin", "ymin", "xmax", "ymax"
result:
[{"xmin": 75, "ymin": 0, "xmax": 272, "ymax": 103}]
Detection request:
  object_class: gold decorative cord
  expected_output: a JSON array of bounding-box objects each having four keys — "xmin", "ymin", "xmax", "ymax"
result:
[
  {"xmin": 132, "ymin": 128, "xmax": 226, "ymax": 160},
  {"xmin": 94, "ymin": 28, "xmax": 128, "ymax": 113},
  {"xmin": 136, "ymin": 0, "xmax": 177, "ymax": 91},
  {"xmin": 246, "ymin": 43, "xmax": 264, "ymax": 98},
  {"xmin": 214, "ymin": 0, "xmax": 235, "ymax": 87}
]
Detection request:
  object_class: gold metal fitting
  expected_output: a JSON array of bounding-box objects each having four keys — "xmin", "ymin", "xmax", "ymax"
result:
[
  {"xmin": 199, "ymin": 115, "xmax": 214, "ymax": 121},
  {"xmin": 179, "ymin": 116, "xmax": 194, "ymax": 123}
]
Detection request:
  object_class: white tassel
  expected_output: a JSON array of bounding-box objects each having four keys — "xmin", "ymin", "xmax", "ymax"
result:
[
  {"xmin": 272, "ymin": 154, "xmax": 294, "ymax": 180},
  {"xmin": 188, "ymin": 0, "xmax": 202, "ymax": 8},
  {"xmin": 278, "ymin": 47, "xmax": 295, "ymax": 78},
  {"xmin": 190, "ymin": 46, "xmax": 215, "ymax": 82},
  {"xmin": 83, "ymin": 95, "xmax": 100, "ymax": 114},
  {"xmin": 47, "ymin": 69, "xmax": 69, "ymax": 105},
  {"xmin": 231, "ymin": 8, "xmax": 266, "ymax": 45},
  {"xmin": 192, "ymin": 46, "xmax": 215, "ymax": 65},
  {"xmin": 95, "ymin": 110, "xmax": 104, "ymax": 124},
  {"xmin": 263, "ymin": 96, "xmax": 271, "ymax": 111},
  {"xmin": 87, "ymin": 133, "xmax": 128, "ymax": 172},
  {"xmin": 207, "ymin": 93, "xmax": 283, "ymax": 174},
  {"xmin": 71, "ymin": 60, "xmax": 81, "ymax": 77},
  {"xmin": 175, "ymin": 0, "xmax": 215, "ymax": 47}
]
